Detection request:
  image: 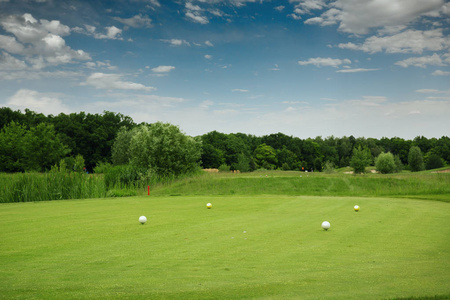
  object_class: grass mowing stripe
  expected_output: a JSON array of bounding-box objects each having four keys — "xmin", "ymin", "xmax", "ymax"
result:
[{"xmin": 1, "ymin": 195, "xmax": 448, "ymax": 299}]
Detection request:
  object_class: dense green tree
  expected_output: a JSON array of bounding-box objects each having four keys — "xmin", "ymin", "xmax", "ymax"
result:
[
  {"xmin": 434, "ymin": 136, "xmax": 450, "ymax": 164},
  {"xmin": 425, "ymin": 153, "xmax": 444, "ymax": 170},
  {"xmin": 23, "ymin": 123, "xmax": 69, "ymax": 172},
  {"xmin": 0, "ymin": 121, "xmax": 27, "ymax": 172},
  {"xmin": 276, "ymin": 146, "xmax": 298, "ymax": 170},
  {"xmin": 413, "ymin": 136, "xmax": 436, "ymax": 155},
  {"xmin": 254, "ymin": 143, "xmax": 277, "ymax": 170},
  {"xmin": 394, "ymin": 154, "xmax": 403, "ymax": 173},
  {"xmin": 408, "ymin": 146, "xmax": 425, "ymax": 172},
  {"xmin": 337, "ymin": 136, "xmax": 353, "ymax": 167},
  {"xmin": 224, "ymin": 134, "xmax": 251, "ymax": 168},
  {"xmin": 367, "ymin": 138, "xmax": 383, "ymax": 159},
  {"xmin": 111, "ymin": 126, "xmax": 134, "ymax": 165},
  {"xmin": 233, "ymin": 153, "xmax": 251, "ymax": 172},
  {"xmin": 321, "ymin": 136, "xmax": 339, "ymax": 167},
  {"xmin": 201, "ymin": 143, "xmax": 225, "ymax": 168},
  {"xmin": 127, "ymin": 122, "xmax": 202, "ymax": 177},
  {"xmin": 52, "ymin": 111, "xmax": 135, "ymax": 170},
  {"xmin": 350, "ymin": 146, "xmax": 372, "ymax": 174},
  {"xmin": 375, "ymin": 152, "xmax": 396, "ymax": 174},
  {"xmin": 302, "ymin": 139, "xmax": 322, "ymax": 170},
  {"xmin": 261, "ymin": 132, "xmax": 293, "ymax": 151},
  {"xmin": 0, "ymin": 107, "xmax": 27, "ymax": 129}
]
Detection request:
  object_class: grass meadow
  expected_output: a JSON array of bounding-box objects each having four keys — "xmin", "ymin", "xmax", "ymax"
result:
[{"xmin": 0, "ymin": 170, "xmax": 449, "ymax": 299}]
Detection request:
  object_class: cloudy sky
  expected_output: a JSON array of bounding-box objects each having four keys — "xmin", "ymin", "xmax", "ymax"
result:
[{"xmin": 0, "ymin": 0, "xmax": 449, "ymax": 139}]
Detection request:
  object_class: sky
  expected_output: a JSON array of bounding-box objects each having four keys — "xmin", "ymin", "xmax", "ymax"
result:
[{"xmin": 0, "ymin": 0, "xmax": 449, "ymax": 139}]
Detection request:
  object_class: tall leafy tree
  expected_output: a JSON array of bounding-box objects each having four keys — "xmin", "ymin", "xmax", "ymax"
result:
[
  {"xmin": 408, "ymin": 146, "xmax": 425, "ymax": 172},
  {"xmin": 23, "ymin": 123, "xmax": 69, "ymax": 172},
  {"xmin": 276, "ymin": 146, "xmax": 298, "ymax": 170},
  {"xmin": 0, "ymin": 121, "xmax": 27, "ymax": 172},
  {"xmin": 128, "ymin": 122, "xmax": 202, "ymax": 177},
  {"xmin": 201, "ymin": 143, "xmax": 225, "ymax": 168},
  {"xmin": 350, "ymin": 145, "xmax": 372, "ymax": 174},
  {"xmin": 375, "ymin": 152, "xmax": 396, "ymax": 174},
  {"xmin": 254, "ymin": 143, "xmax": 278, "ymax": 170},
  {"xmin": 111, "ymin": 126, "xmax": 134, "ymax": 165}
]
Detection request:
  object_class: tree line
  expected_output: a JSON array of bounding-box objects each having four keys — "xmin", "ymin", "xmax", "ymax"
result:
[{"xmin": 0, "ymin": 107, "xmax": 448, "ymax": 174}]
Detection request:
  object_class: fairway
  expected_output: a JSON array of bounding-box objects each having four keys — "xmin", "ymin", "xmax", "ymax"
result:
[{"xmin": 1, "ymin": 195, "xmax": 449, "ymax": 299}]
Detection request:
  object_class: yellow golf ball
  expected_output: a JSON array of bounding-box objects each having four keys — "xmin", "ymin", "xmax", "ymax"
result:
[
  {"xmin": 206, "ymin": 203, "xmax": 212, "ymax": 209},
  {"xmin": 354, "ymin": 205, "xmax": 360, "ymax": 212}
]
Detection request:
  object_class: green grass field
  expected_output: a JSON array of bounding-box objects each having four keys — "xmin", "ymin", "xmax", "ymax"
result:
[{"xmin": 1, "ymin": 171, "xmax": 449, "ymax": 299}]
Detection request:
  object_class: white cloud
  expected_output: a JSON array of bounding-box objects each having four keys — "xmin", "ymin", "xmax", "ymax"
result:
[
  {"xmin": 161, "ymin": 39, "xmax": 190, "ymax": 46},
  {"xmin": 113, "ymin": 14, "xmax": 152, "ymax": 28},
  {"xmin": 289, "ymin": 0, "xmax": 326, "ymax": 15},
  {"xmin": 319, "ymin": 0, "xmax": 446, "ymax": 35},
  {"xmin": 208, "ymin": 9, "xmax": 224, "ymax": 17},
  {"xmin": 74, "ymin": 24, "xmax": 123, "ymax": 40},
  {"xmin": 395, "ymin": 53, "xmax": 444, "ymax": 68},
  {"xmin": 84, "ymin": 60, "xmax": 116, "ymax": 70},
  {"xmin": 288, "ymin": 13, "xmax": 302, "ymax": 20},
  {"xmin": 151, "ymin": 65, "xmax": 175, "ymax": 73},
  {"xmin": 338, "ymin": 29, "xmax": 449, "ymax": 54},
  {"xmin": 205, "ymin": 40, "xmax": 214, "ymax": 47},
  {"xmin": 95, "ymin": 26, "xmax": 123, "ymax": 40},
  {"xmin": 432, "ymin": 70, "xmax": 450, "ymax": 76},
  {"xmin": 274, "ymin": 6, "xmax": 285, "ymax": 12},
  {"xmin": 298, "ymin": 57, "xmax": 351, "ymax": 67},
  {"xmin": 82, "ymin": 73, "xmax": 156, "ymax": 91},
  {"xmin": 0, "ymin": 51, "xmax": 27, "ymax": 70},
  {"xmin": 199, "ymin": 100, "xmax": 214, "ymax": 109},
  {"xmin": 148, "ymin": 0, "xmax": 161, "ymax": 7},
  {"xmin": 6, "ymin": 89, "xmax": 70, "ymax": 115},
  {"xmin": 204, "ymin": 54, "xmax": 212, "ymax": 59},
  {"xmin": 232, "ymin": 89, "xmax": 249, "ymax": 92},
  {"xmin": 336, "ymin": 68, "xmax": 380, "ymax": 73},
  {"xmin": 0, "ymin": 13, "xmax": 91, "ymax": 69},
  {"xmin": 270, "ymin": 64, "xmax": 280, "ymax": 71},
  {"xmin": 186, "ymin": 2, "xmax": 202, "ymax": 11},
  {"xmin": 186, "ymin": 12, "xmax": 209, "ymax": 24},
  {"xmin": 304, "ymin": 8, "xmax": 341, "ymax": 26},
  {"xmin": 415, "ymin": 89, "xmax": 450, "ymax": 94},
  {"xmin": 0, "ymin": 35, "xmax": 25, "ymax": 54}
]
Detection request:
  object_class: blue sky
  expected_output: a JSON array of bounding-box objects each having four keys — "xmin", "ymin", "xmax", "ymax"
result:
[{"xmin": 0, "ymin": 0, "xmax": 449, "ymax": 139}]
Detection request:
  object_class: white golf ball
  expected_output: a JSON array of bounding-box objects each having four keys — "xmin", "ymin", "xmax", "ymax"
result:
[
  {"xmin": 139, "ymin": 216, "xmax": 147, "ymax": 224},
  {"xmin": 321, "ymin": 221, "xmax": 330, "ymax": 231},
  {"xmin": 206, "ymin": 203, "xmax": 212, "ymax": 209}
]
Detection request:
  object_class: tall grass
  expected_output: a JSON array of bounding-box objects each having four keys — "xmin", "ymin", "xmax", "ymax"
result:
[{"xmin": 0, "ymin": 172, "xmax": 107, "ymax": 203}]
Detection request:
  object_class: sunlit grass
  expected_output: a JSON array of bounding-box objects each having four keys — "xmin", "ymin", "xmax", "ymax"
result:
[{"xmin": 0, "ymin": 195, "xmax": 449, "ymax": 299}]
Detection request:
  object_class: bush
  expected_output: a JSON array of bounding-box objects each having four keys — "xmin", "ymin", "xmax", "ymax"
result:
[
  {"xmin": 218, "ymin": 164, "xmax": 231, "ymax": 172},
  {"xmin": 93, "ymin": 161, "xmax": 113, "ymax": 174},
  {"xmin": 375, "ymin": 152, "xmax": 396, "ymax": 174},
  {"xmin": 323, "ymin": 161, "xmax": 336, "ymax": 174}
]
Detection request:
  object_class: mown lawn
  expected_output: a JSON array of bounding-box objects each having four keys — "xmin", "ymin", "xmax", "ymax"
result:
[{"xmin": 1, "ymin": 193, "xmax": 448, "ymax": 299}]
